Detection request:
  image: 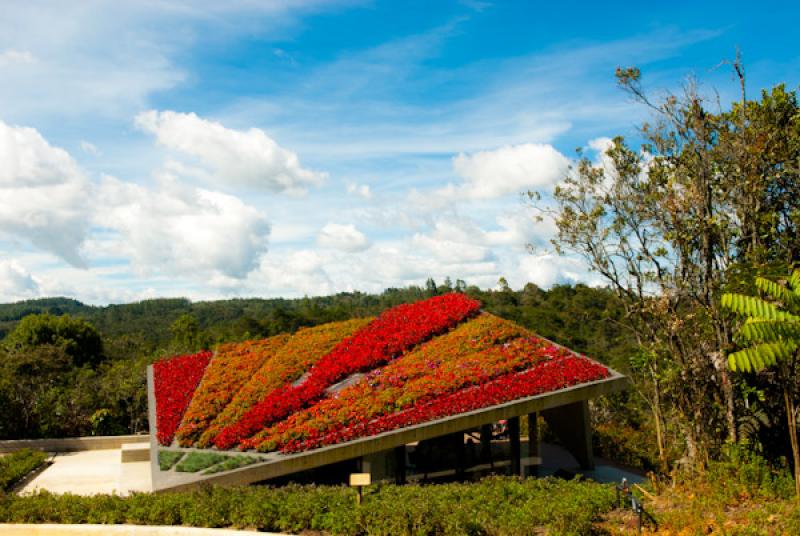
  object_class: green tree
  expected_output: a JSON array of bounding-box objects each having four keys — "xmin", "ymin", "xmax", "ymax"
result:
[
  {"xmin": 169, "ymin": 313, "xmax": 202, "ymax": 352},
  {"xmin": 425, "ymin": 277, "xmax": 438, "ymax": 296},
  {"xmin": 537, "ymin": 64, "xmax": 800, "ymax": 464},
  {"xmin": 722, "ymin": 268, "xmax": 800, "ymax": 496},
  {"xmin": 5, "ymin": 313, "xmax": 104, "ymax": 368}
]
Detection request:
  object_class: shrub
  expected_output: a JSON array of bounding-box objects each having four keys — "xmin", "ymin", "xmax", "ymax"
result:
[
  {"xmin": 0, "ymin": 449, "xmax": 48, "ymax": 492},
  {"xmin": 0, "ymin": 476, "xmax": 615, "ymax": 534}
]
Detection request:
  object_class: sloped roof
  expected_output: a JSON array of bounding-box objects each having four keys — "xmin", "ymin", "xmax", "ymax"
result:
[{"xmin": 149, "ymin": 293, "xmax": 625, "ymax": 490}]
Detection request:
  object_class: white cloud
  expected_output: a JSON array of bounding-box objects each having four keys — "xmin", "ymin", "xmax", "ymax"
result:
[
  {"xmin": 0, "ymin": 260, "xmax": 40, "ymax": 302},
  {"xmin": 0, "ymin": 49, "xmax": 36, "ymax": 66},
  {"xmin": 411, "ymin": 219, "xmax": 492, "ymax": 263},
  {"xmin": 452, "ymin": 143, "xmax": 570, "ymax": 199},
  {"xmin": 317, "ymin": 223, "xmax": 370, "ymax": 252},
  {"xmin": 94, "ymin": 174, "xmax": 271, "ymax": 279},
  {"xmin": 0, "ymin": 120, "xmax": 90, "ymax": 266},
  {"xmin": 79, "ymin": 140, "xmax": 101, "ymax": 156},
  {"xmin": 135, "ymin": 110, "xmax": 326, "ymax": 193},
  {"xmin": 347, "ymin": 182, "xmax": 372, "ymax": 199}
]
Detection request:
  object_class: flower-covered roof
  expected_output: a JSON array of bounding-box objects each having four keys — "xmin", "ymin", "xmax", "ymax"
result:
[{"xmin": 152, "ymin": 293, "xmax": 611, "ymax": 455}]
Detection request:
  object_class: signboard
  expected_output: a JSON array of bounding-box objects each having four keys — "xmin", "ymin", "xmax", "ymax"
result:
[{"xmin": 349, "ymin": 473, "xmax": 371, "ymax": 487}]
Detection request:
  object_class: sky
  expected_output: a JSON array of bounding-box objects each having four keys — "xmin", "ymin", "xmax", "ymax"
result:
[{"xmin": 1, "ymin": 0, "xmax": 798, "ymax": 305}]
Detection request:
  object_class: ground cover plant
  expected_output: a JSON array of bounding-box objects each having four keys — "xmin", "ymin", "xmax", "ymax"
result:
[
  {"xmin": 203, "ymin": 454, "xmax": 262, "ymax": 474},
  {"xmin": 247, "ymin": 313, "xmax": 608, "ymax": 452},
  {"xmin": 175, "ymin": 334, "xmax": 291, "ymax": 446},
  {"xmin": 0, "ymin": 449, "xmax": 48, "ymax": 492},
  {"xmin": 197, "ymin": 317, "xmax": 372, "ymax": 448},
  {"xmin": 157, "ymin": 451, "xmax": 184, "ymax": 471},
  {"xmin": 153, "ymin": 350, "xmax": 212, "ymax": 446},
  {"xmin": 0, "ymin": 476, "xmax": 615, "ymax": 535},
  {"xmin": 213, "ymin": 293, "xmax": 482, "ymax": 449},
  {"xmin": 174, "ymin": 452, "xmax": 229, "ymax": 473}
]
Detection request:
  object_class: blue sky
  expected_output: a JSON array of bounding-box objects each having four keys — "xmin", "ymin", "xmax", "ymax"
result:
[{"xmin": 0, "ymin": 0, "xmax": 798, "ymax": 304}]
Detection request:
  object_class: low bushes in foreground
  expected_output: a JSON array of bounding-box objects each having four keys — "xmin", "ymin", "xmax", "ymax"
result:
[
  {"xmin": 0, "ymin": 449, "xmax": 48, "ymax": 492},
  {"xmin": 0, "ymin": 476, "xmax": 614, "ymax": 535}
]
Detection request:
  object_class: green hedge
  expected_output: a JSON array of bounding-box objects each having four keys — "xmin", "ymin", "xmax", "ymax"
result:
[
  {"xmin": 0, "ymin": 476, "xmax": 614, "ymax": 535},
  {"xmin": 0, "ymin": 449, "xmax": 48, "ymax": 492}
]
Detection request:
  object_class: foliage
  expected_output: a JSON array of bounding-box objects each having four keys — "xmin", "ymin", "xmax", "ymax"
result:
[
  {"xmin": 722, "ymin": 267, "xmax": 800, "ymax": 495},
  {"xmin": 174, "ymin": 452, "xmax": 228, "ymax": 473},
  {"xmin": 0, "ymin": 477, "xmax": 615, "ymax": 535},
  {"xmin": 0, "ymin": 449, "xmax": 48, "ymax": 492},
  {"xmin": 157, "ymin": 451, "xmax": 184, "ymax": 471},
  {"xmin": 536, "ymin": 64, "xmax": 800, "ymax": 466},
  {"xmin": 722, "ymin": 269, "xmax": 800, "ymax": 372},
  {"xmin": 4, "ymin": 313, "xmax": 104, "ymax": 368}
]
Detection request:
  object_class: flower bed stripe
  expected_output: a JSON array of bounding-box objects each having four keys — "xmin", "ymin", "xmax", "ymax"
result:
[
  {"xmin": 275, "ymin": 355, "xmax": 609, "ymax": 453},
  {"xmin": 213, "ymin": 293, "xmax": 481, "ymax": 449},
  {"xmin": 242, "ymin": 313, "xmax": 529, "ymax": 450},
  {"xmin": 196, "ymin": 317, "xmax": 372, "ymax": 447},
  {"xmin": 153, "ymin": 350, "xmax": 212, "ymax": 446},
  {"xmin": 174, "ymin": 334, "xmax": 291, "ymax": 446}
]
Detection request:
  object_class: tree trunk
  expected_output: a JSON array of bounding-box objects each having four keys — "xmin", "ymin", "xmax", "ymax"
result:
[{"xmin": 783, "ymin": 386, "xmax": 800, "ymax": 498}]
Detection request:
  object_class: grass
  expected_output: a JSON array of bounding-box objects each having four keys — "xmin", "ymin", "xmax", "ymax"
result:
[
  {"xmin": 174, "ymin": 452, "xmax": 229, "ymax": 473},
  {"xmin": 0, "ymin": 449, "xmax": 48, "ymax": 492},
  {"xmin": 157, "ymin": 450, "xmax": 184, "ymax": 471},
  {"xmin": 598, "ymin": 445, "xmax": 800, "ymax": 535},
  {"xmin": 203, "ymin": 454, "xmax": 261, "ymax": 474}
]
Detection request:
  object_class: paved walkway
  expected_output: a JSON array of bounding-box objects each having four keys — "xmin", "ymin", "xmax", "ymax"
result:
[{"xmin": 21, "ymin": 449, "xmax": 151, "ymax": 496}]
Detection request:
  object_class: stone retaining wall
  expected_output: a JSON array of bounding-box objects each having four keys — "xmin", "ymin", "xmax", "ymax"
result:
[{"xmin": 0, "ymin": 435, "xmax": 148, "ymax": 453}]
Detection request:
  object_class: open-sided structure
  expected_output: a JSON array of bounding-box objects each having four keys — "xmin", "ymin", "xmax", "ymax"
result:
[{"xmin": 147, "ymin": 293, "xmax": 627, "ymax": 492}]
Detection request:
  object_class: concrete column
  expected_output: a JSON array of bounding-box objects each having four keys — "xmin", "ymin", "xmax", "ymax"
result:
[
  {"xmin": 508, "ymin": 417, "xmax": 521, "ymax": 476},
  {"xmin": 527, "ymin": 412, "xmax": 539, "ymax": 476},
  {"xmin": 394, "ymin": 445, "xmax": 406, "ymax": 484},
  {"xmin": 542, "ymin": 400, "xmax": 594, "ymax": 469}
]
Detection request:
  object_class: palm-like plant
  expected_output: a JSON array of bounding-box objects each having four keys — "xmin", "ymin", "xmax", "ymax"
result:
[{"xmin": 722, "ymin": 268, "xmax": 800, "ymax": 497}]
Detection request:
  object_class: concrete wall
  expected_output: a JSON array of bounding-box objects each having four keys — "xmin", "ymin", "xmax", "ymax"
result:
[{"xmin": 0, "ymin": 435, "xmax": 148, "ymax": 453}]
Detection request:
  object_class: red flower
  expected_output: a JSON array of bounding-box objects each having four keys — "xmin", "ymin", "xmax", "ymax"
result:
[
  {"xmin": 153, "ymin": 350, "xmax": 212, "ymax": 446},
  {"xmin": 214, "ymin": 293, "xmax": 481, "ymax": 449}
]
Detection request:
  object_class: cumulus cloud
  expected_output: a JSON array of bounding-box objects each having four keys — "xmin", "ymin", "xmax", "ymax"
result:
[
  {"xmin": 251, "ymin": 249, "xmax": 335, "ymax": 297},
  {"xmin": 411, "ymin": 219, "xmax": 492, "ymax": 263},
  {"xmin": 0, "ymin": 260, "xmax": 40, "ymax": 302},
  {"xmin": 95, "ymin": 174, "xmax": 271, "ymax": 279},
  {"xmin": 452, "ymin": 143, "xmax": 570, "ymax": 198},
  {"xmin": 0, "ymin": 120, "xmax": 90, "ymax": 266},
  {"xmin": 135, "ymin": 110, "xmax": 326, "ymax": 193},
  {"xmin": 317, "ymin": 223, "xmax": 370, "ymax": 252}
]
